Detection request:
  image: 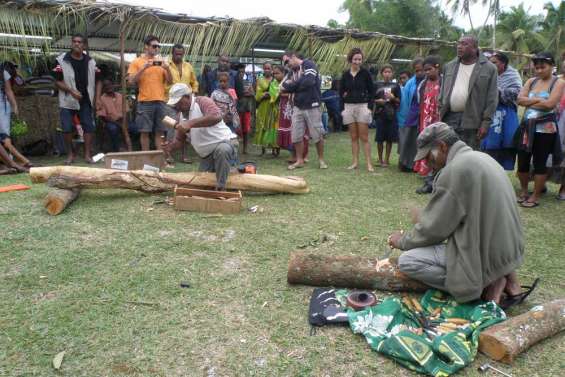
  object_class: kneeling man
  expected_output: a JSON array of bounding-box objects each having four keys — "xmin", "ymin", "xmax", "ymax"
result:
[
  {"xmin": 388, "ymin": 122, "xmax": 527, "ymax": 307},
  {"xmin": 164, "ymin": 83, "xmax": 238, "ymax": 190}
]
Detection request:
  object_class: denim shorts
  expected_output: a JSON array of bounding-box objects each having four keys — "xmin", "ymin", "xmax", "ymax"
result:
[
  {"xmin": 0, "ymin": 98, "xmax": 11, "ymax": 136},
  {"xmin": 136, "ymin": 101, "xmax": 166, "ymax": 133},
  {"xmin": 60, "ymin": 103, "xmax": 96, "ymax": 133}
]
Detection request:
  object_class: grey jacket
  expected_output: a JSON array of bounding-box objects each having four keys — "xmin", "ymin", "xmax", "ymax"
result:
[
  {"xmin": 56, "ymin": 52, "xmax": 97, "ymax": 110},
  {"xmin": 439, "ymin": 54, "xmax": 498, "ymax": 131},
  {"xmin": 398, "ymin": 141, "xmax": 524, "ymax": 302}
]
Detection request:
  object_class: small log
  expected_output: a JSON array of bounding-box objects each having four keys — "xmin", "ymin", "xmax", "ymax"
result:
[
  {"xmin": 479, "ymin": 298, "xmax": 565, "ymax": 364},
  {"xmin": 29, "ymin": 166, "xmax": 309, "ymax": 194},
  {"xmin": 43, "ymin": 187, "xmax": 80, "ymax": 216},
  {"xmin": 287, "ymin": 252, "xmax": 429, "ymax": 292}
]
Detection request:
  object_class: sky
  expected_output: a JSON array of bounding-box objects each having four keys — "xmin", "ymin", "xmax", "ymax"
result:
[{"xmin": 115, "ymin": 0, "xmax": 559, "ymax": 31}]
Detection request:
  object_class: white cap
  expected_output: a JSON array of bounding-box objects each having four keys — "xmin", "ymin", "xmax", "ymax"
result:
[{"xmin": 167, "ymin": 83, "xmax": 192, "ymax": 106}]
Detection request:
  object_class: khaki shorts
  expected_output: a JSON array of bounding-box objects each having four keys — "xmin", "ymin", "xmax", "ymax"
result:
[
  {"xmin": 291, "ymin": 106, "xmax": 324, "ymax": 144},
  {"xmin": 342, "ymin": 103, "xmax": 372, "ymax": 125}
]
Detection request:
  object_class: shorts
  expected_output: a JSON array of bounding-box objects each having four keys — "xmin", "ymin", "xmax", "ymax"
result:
[
  {"xmin": 342, "ymin": 103, "xmax": 372, "ymax": 125},
  {"xmin": 60, "ymin": 103, "xmax": 96, "ymax": 133},
  {"xmin": 374, "ymin": 116, "xmax": 398, "ymax": 143},
  {"xmin": 136, "ymin": 101, "xmax": 166, "ymax": 133},
  {"xmin": 291, "ymin": 106, "xmax": 324, "ymax": 144},
  {"xmin": 0, "ymin": 99, "xmax": 11, "ymax": 136}
]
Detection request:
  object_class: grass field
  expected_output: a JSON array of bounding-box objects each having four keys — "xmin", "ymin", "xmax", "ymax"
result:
[{"xmin": 1, "ymin": 131, "xmax": 564, "ymax": 377}]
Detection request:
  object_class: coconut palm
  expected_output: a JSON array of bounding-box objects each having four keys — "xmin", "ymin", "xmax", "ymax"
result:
[
  {"xmin": 539, "ymin": 2, "xmax": 565, "ymax": 59},
  {"xmin": 495, "ymin": 4, "xmax": 544, "ymax": 54}
]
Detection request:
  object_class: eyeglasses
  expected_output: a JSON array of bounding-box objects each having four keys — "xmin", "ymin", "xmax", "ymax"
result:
[{"xmin": 150, "ymin": 44, "xmax": 161, "ymax": 49}]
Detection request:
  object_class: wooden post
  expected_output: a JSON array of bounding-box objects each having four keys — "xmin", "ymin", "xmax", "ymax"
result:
[
  {"xmin": 119, "ymin": 18, "xmax": 132, "ymax": 151},
  {"xmin": 479, "ymin": 298, "xmax": 565, "ymax": 364},
  {"xmin": 287, "ymin": 252, "xmax": 429, "ymax": 292},
  {"xmin": 43, "ymin": 187, "xmax": 80, "ymax": 216}
]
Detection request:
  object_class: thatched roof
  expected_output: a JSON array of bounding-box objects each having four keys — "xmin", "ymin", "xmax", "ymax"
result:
[{"xmin": 0, "ymin": 0, "xmax": 528, "ymax": 73}]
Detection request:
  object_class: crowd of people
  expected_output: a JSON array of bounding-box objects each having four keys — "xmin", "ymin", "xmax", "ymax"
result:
[{"xmin": 1, "ymin": 33, "xmax": 565, "ymax": 206}]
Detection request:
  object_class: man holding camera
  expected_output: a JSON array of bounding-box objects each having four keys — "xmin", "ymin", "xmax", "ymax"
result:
[{"xmin": 127, "ymin": 35, "xmax": 172, "ymax": 151}]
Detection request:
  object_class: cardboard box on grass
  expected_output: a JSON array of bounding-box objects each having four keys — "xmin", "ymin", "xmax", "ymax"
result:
[
  {"xmin": 105, "ymin": 151, "xmax": 165, "ymax": 171},
  {"xmin": 174, "ymin": 186, "xmax": 242, "ymax": 214}
]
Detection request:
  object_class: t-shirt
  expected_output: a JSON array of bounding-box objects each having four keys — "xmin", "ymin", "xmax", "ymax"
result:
[
  {"xmin": 374, "ymin": 81, "xmax": 401, "ymax": 121},
  {"xmin": 52, "ymin": 53, "xmax": 100, "ymax": 106},
  {"xmin": 97, "ymin": 92, "xmax": 124, "ymax": 123},
  {"xmin": 127, "ymin": 56, "xmax": 167, "ymax": 102},
  {"xmin": 186, "ymin": 96, "xmax": 237, "ymax": 157},
  {"xmin": 450, "ymin": 63, "xmax": 475, "ymax": 112}
]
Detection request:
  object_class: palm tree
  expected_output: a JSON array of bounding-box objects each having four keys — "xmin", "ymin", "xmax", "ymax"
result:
[
  {"xmin": 495, "ymin": 4, "xmax": 543, "ymax": 54},
  {"xmin": 446, "ymin": 0, "xmax": 500, "ymax": 47},
  {"xmin": 539, "ymin": 2, "xmax": 565, "ymax": 59}
]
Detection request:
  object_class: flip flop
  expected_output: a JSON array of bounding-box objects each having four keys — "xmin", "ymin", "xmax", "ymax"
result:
[
  {"xmin": 500, "ymin": 278, "xmax": 540, "ymax": 310},
  {"xmin": 516, "ymin": 194, "xmax": 529, "ymax": 204},
  {"xmin": 520, "ymin": 201, "xmax": 539, "ymax": 208},
  {"xmin": 288, "ymin": 163, "xmax": 304, "ymax": 171},
  {"xmin": 556, "ymin": 193, "xmax": 565, "ymax": 201}
]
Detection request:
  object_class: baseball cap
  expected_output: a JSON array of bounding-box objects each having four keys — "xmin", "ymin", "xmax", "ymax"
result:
[
  {"xmin": 167, "ymin": 83, "xmax": 192, "ymax": 106},
  {"xmin": 532, "ymin": 52, "xmax": 555, "ymax": 65},
  {"xmin": 414, "ymin": 122, "xmax": 457, "ymax": 161}
]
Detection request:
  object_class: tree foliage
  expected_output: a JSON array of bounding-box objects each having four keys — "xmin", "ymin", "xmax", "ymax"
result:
[{"xmin": 340, "ymin": 0, "xmax": 461, "ymax": 40}]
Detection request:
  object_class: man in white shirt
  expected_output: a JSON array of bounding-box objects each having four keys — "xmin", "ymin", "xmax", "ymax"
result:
[
  {"xmin": 163, "ymin": 83, "xmax": 238, "ymax": 190},
  {"xmin": 439, "ymin": 35, "xmax": 498, "ymax": 150}
]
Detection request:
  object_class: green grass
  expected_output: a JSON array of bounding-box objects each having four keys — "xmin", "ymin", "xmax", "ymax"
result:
[{"xmin": 1, "ymin": 131, "xmax": 564, "ymax": 376}]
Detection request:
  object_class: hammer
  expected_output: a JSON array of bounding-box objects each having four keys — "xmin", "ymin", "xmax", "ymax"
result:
[{"xmin": 478, "ymin": 363, "xmax": 512, "ymax": 377}]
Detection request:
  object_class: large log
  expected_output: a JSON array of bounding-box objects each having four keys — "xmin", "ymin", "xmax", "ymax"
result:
[
  {"xmin": 29, "ymin": 166, "xmax": 309, "ymax": 194},
  {"xmin": 479, "ymin": 298, "xmax": 565, "ymax": 364},
  {"xmin": 287, "ymin": 252, "xmax": 429, "ymax": 292},
  {"xmin": 43, "ymin": 187, "xmax": 80, "ymax": 215}
]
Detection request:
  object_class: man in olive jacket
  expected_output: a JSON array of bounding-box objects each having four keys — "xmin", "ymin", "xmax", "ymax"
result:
[
  {"xmin": 439, "ymin": 35, "xmax": 498, "ymax": 150},
  {"xmin": 388, "ymin": 123, "xmax": 524, "ymax": 304}
]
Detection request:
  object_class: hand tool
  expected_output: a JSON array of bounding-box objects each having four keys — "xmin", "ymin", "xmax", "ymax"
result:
[{"xmin": 477, "ymin": 363, "xmax": 513, "ymax": 377}]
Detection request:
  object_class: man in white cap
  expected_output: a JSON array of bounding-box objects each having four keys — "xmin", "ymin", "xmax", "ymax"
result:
[
  {"xmin": 387, "ymin": 122, "xmax": 532, "ymax": 308},
  {"xmin": 163, "ymin": 83, "xmax": 238, "ymax": 190}
]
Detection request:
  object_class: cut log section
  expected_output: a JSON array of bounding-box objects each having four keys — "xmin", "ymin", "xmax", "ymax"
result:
[
  {"xmin": 43, "ymin": 187, "xmax": 80, "ymax": 216},
  {"xmin": 287, "ymin": 252, "xmax": 429, "ymax": 292},
  {"xmin": 29, "ymin": 166, "xmax": 309, "ymax": 194},
  {"xmin": 479, "ymin": 298, "xmax": 565, "ymax": 364}
]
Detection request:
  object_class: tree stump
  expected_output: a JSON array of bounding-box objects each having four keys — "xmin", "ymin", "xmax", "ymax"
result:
[
  {"xmin": 479, "ymin": 298, "xmax": 565, "ymax": 363},
  {"xmin": 43, "ymin": 187, "xmax": 80, "ymax": 216},
  {"xmin": 287, "ymin": 252, "xmax": 429, "ymax": 292}
]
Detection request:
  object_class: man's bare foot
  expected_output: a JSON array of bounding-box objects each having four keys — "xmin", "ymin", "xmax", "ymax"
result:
[
  {"xmin": 367, "ymin": 164, "xmax": 374, "ymax": 172},
  {"xmin": 347, "ymin": 164, "xmax": 358, "ymax": 170},
  {"xmin": 482, "ymin": 276, "xmax": 507, "ymax": 304},
  {"xmin": 288, "ymin": 162, "xmax": 304, "ymax": 170},
  {"xmin": 504, "ymin": 272, "xmax": 521, "ymax": 297}
]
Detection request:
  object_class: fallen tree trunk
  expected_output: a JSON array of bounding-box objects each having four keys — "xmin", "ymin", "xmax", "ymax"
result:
[
  {"xmin": 43, "ymin": 187, "xmax": 80, "ymax": 216},
  {"xmin": 287, "ymin": 252, "xmax": 429, "ymax": 292},
  {"xmin": 479, "ymin": 298, "xmax": 565, "ymax": 364},
  {"xmin": 29, "ymin": 166, "xmax": 309, "ymax": 194}
]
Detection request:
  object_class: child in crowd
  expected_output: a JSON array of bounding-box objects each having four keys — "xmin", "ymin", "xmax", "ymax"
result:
[
  {"xmin": 414, "ymin": 55, "xmax": 442, "ymax": 179},
  {"xmin": 374, "ymin": 64, "xmax": 401, "ymax": 167},
  {"xmin": 236, "ymin": 64, "xmax": 254, "ymax": 155},
  {"xmin": 211, "ymin": 71, "xmax": 239, "ymax": 133}
]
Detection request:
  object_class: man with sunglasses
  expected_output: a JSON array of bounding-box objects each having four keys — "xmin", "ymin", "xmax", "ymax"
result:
[{"xmin": 127, "ymin": 35, "xmax": 173, "ymax": 151}]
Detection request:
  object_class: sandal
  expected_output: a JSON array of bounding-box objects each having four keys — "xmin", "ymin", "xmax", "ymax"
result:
[
  {"xmin": 288, "ymin": 163, "xmax": 304, "ymax": 171},
  {"xmin": 557, "ymin": 193, "xmax": 565, "ymax": 201},
  {"xmin": 516, "ymin": 193, "xmax": 529, "ymax": 204},
  {"xmin": 520, "ymin": 200, "xmax": 539, "ymax": 208},
  {"xmin": 500, "ymin": 278, "xmax": 540, "ymax": 310}
]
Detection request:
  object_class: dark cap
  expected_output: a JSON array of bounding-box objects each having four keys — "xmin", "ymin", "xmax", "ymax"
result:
[
  {"xmin": 532, "ymin": 52, "xmax": 555, "ymax": 65},
  {"xmin": 414, "ymin": 122, "xmax": 457, "ymax": 161}
]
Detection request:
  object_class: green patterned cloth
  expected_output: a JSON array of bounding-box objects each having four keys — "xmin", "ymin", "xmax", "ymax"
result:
[{"xmin": 338, "ymin": 290, "xmax": 506, "ymax": 376}]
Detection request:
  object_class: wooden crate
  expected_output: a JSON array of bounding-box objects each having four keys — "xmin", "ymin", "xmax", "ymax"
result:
[
  {"xmin": 174, "ymin": 187, "xmax": 242, "ymax": 214},
  {"xmin": 105, "ymin": 150, "xmax": 165, "ymax": 171}
]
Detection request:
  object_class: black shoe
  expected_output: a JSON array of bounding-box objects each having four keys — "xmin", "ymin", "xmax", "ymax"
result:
[{"xmin": 416, "ymin": 183, "xmax": 433, "ymax": 194}]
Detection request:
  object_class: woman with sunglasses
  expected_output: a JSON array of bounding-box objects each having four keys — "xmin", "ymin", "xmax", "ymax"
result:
[
  {"xmin": 516, "ymin": 52, "xmax": 565, "ymax": 208},
  {"xmin": 127, "ymin": 35, "xmax": 172, "ymax": 152}
]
